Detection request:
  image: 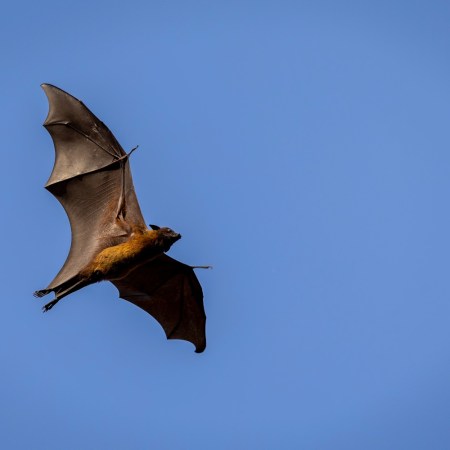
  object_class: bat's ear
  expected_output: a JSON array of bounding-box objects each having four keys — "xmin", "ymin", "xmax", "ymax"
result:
[{"xmin": 149, "ymin": 224, "xmax": 160, "ymax": 230}]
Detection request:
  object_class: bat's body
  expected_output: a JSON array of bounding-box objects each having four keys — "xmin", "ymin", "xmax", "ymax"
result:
[
  {"xmin": 35, "ymin": 84, "xmax": 207, "ymax": 353},
  {"xmin": 36, "ymin": 227, "xmax": 181, "ymax": 308},
  {"xmin": 86, "ymin": 228, "xmax": 180, "ymax": 280}
]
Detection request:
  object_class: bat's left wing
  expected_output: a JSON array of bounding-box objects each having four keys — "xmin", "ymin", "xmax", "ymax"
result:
[
  {"xmin": 112, "ymin": 254, "xmax": 207, "ymax": 353},
  {"xmin": 40, "ymin": 84, "xmax": 146, "ymax": 292}
]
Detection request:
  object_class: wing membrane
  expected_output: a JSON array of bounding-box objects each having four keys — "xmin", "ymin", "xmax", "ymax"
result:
[
  {"xmin": 112, "ymin": 255, "xmax": 207, "ymax": 353},
  {"xmin": 42, "ymin": 83, "xmax": 124, "ymax": 185},
  {"xmin": 41, "ymin": 84, "xmax": 146, "ymax": 289}
]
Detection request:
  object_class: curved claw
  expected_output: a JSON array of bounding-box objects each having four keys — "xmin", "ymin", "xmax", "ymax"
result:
[
  {"xmin": 42, "ymin": 299, "xmax": 59, "ymax": 312},
  {"xmin": 34, "ymin": 289, "xmax": 51, "ymax": 298}
]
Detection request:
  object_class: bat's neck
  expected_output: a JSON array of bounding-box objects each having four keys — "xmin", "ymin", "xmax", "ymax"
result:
[{"xmin": 135, "ymin": 230, "xmax": 168, "ymax": 254}]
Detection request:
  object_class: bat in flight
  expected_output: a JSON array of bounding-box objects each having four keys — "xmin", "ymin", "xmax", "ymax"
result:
[{"xmin": 34, "ymin": 84, "xmax": 208, "ymax": 353}]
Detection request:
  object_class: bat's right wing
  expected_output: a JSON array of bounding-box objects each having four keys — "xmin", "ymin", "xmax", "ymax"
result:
[
  {"xmin": 41, "ymin": 84, "xmax": 146, "ymax": 291},
  {"xmin": 112, "ymin": 254, "xmax": 207, "ymax": 353}
]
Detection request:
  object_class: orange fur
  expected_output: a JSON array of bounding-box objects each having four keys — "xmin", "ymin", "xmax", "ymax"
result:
[{"xmin": 82, "ymin": 230, "xmax": 166, "ymax": 280}]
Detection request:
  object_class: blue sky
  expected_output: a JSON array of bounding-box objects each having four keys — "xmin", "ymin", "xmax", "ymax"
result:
[{"xmin": 2, "ymin": 1, "xmax": 450, "ymax": 448}]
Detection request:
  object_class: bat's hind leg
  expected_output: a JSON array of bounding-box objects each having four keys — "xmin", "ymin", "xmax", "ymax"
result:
[
  {"xmin": 33, "ymin": 288, "xmax": 60, "ymax": 312},
  {"xmin": 42, "ymin": 298, "xmax": 60, "ymax": 312},
  {"xmin": 33, "ymin": 289, "xmax": 52, "ymax": 298},
  {"xmin": 35, "ymin": 276, "xmax": 93, "ymax": 312}
]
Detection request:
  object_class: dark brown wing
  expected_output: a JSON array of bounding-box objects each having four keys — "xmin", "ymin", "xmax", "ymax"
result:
[
  {"xmin": 112, "ymin": 254, "xmax": 207, "ymax": 353},
  {"xmin": 41, "ymin": 84, "xmax": 146, "ymax": 290}
]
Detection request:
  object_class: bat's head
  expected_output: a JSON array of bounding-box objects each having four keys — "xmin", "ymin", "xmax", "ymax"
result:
[{"xmin": 150, "ymin": 224, "xmax": 181, "ymax": 251}]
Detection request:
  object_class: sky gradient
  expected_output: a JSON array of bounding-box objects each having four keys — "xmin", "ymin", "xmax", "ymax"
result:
[{"xmin": 2, "ymin": 1, "xmax": 450, "ymax": 449}]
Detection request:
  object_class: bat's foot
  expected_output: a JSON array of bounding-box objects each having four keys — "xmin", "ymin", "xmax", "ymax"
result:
[
  {"xmin": 34, "ymin": 289, "xmax": 51, "ymax": 298},
  {"xmin": 42, "ymin": 299, "xmax": 59, "ymax": 312}
]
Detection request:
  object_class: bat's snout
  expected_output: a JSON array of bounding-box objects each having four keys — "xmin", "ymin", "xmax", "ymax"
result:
[{"xmin": 168, "ymin": 230, "xmax": 182, "ymax": 242}]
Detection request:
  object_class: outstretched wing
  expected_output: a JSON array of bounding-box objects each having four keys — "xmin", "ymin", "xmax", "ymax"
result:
[
  {"xmin": 112, "ymin": 254, "xmax": 207, "ymax": 353},
  {"xmin": 41, "ymin": 84, "xmax": 146, "ymax": 290}
]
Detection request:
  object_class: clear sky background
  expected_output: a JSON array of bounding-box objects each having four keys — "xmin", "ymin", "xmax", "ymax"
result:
[{"xmin": 1, "ymin": 1, "xmax": 450, "ymax": 449}]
